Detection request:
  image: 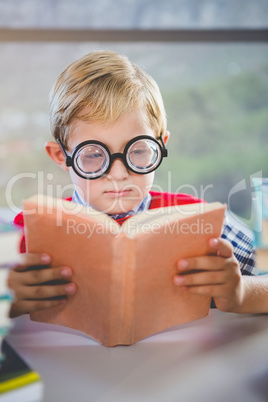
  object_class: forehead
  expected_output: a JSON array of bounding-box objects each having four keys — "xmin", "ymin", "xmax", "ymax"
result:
[{"xmin": 67, "ymin": 110, "xmax": 155, "ymax": 151}]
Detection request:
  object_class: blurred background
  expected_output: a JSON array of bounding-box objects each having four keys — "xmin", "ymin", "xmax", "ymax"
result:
[{"xmin": 0, "ymin": 0, "xmax": 267, "ymax": 226}]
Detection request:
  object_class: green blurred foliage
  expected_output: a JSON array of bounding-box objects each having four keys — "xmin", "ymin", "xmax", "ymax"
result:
[
  {"xmin": 1, "ymin": 45, "xmax": 267, "ymax": 225},
  {"xmin": 154, "ymin": 66, "xmax": 268, "ymax": 220}
]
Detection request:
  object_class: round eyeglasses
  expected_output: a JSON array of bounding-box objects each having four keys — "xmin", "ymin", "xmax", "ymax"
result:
[{"xmin": 58, "ymin": 135, "xmax": 168, "ymax": 180}]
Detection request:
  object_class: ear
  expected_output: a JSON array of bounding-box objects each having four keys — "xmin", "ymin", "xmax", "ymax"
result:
[
  {"xmin": 45, "ymin": 141, "xmax": 69, "ymax": 172},
  {"xmin": 162, "ymin": 130, "xmax": 170, "ymax": 146}
]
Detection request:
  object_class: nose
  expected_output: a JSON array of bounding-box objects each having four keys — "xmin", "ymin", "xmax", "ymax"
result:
[{"xmin": 107, "ymin": 158, "xmax": 129, "ymax": 181}]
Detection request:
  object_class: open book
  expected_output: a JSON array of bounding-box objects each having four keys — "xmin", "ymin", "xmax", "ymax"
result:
[{"xmin": 23, "ymin": 194, "xmax": 226, "ymax": 347}]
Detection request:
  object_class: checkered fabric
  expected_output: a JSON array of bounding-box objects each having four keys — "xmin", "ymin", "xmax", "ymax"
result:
[{"xmin": 221, "ymin": 221, "xmax": 256, "ymax": 276}]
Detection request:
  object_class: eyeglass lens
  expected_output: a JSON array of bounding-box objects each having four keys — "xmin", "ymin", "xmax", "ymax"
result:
[
  {"xmin": 76, "ymin": 144, "xmax": 109, "ymax": 175},
  {"xmin": 126, "ymin": 139, "xmax": 159, "ymax": 170}
]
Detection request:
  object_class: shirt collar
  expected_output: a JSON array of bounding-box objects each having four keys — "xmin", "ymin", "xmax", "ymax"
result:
[{"xmin": 72, "ymin": 190, "xmax": 151, "ymax": 220}]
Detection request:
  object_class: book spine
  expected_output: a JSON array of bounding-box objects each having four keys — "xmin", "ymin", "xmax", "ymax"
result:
[
  {"xmin": 0, "ymin": 372, "xmax": 41, "ymax": 393},
  {"xmin": 109, "ymin": 235, "xmax": 136, "ymax": 346}
]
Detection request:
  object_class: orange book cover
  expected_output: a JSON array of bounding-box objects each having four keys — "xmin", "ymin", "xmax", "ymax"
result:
[{"xmin": 23, "ymin": 195, "xmax": 226, "ymax": 346}]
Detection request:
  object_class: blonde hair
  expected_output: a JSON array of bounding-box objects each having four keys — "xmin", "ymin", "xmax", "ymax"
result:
[{"xmin": 49, "ymin": 50, "xmax": 167, "ymax": 146}]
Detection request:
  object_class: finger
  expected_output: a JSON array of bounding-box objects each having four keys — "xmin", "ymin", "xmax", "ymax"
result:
[
  {"xmin": 174, "ymin": 270, "xmax": 226, "ymax": 287},
  {"xmin": 208, "ymin": 238, "xmax": 233, "ymax": 258},
  {"xmin": 9, "ymin": 298, "xmax": 67, "ymax": 318},
  {"xmin": 177, "ymin": 255, "xmax": 227, "ymax": 272},
  {"xmin": 18, "ymin": 266, "xmax": 73, "ymax": 286},
  {"xmin": 178, "ymin": 283, "xmax": 226, "ymax": 298},
  {"xmin": 15, "ymin": 281, "xmax": 77, "ymax": 300},
  {"xmin": 14, "ymin": 253, "xmax": 51, "ymax": 271}
]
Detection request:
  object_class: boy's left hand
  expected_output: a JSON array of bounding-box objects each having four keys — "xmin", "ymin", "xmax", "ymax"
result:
[{"xmin": 174, "ymin": 238, "xmax": 243, "ymax": 312}]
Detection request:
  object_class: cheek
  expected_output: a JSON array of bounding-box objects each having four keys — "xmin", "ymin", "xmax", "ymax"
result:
[
  {"xmin": 132, "ymin": 172, "xmax": 155, "ymax": 194},
  {"xmin": 69, "ymin": 170, "xmax": 91, "ymax": 199},
  {"xmin": 69, "ymin": 169, "xmax": 82, "ymax": 189}
]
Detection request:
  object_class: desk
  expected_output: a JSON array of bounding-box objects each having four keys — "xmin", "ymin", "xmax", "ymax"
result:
[{"xmin": 6, "ymin": 310, "xmax": 268, "ymax": 402}]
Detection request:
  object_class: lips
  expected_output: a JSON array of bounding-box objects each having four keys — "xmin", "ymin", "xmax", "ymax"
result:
[{"xmin": 105, "ymin": 189, "xmax": 132, "ymax": 197}]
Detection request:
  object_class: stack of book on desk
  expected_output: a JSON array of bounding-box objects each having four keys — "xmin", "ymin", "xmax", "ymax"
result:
[
  {"xmin": 0, "ymin": 220, "xmax": 17, "ymax": 362},
  {"xmin": 0, "ymin": 217, "xmax": 43, "ymax": 401},
  {"xmin": 252, "ymin": 178, "xmax": 268, "ymax": 272},
  {"xmin": 0, "ymin": 340, "xmax": 43, "ymax": 402}
]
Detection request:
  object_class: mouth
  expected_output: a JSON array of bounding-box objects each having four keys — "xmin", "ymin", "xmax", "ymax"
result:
[{"xmin": 104, "ymin": 189, "xmax": 132, "ymax": 197}]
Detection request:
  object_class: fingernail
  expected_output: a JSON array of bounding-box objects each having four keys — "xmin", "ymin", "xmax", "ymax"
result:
[
  {"xmin": 175, "ymin": 276, "xmax": 184, "ymax": 285},
  {"xmin": 179, "ymin": 259, "xmax": 189, "ymax": 269},
  {"xmin": 65, "ymin": 283, "xmax": 76, "ymax": 294},
  {"xmin": 209, "ymin": 238, "xmax": 219, "ymax": 247},
  {"xmin": 41, "ymin": 254, "xmax": 51, "ymax": 263},
  {"xmin": 61, "ymin": 267, "xmax": 72, "ymax": 277}
]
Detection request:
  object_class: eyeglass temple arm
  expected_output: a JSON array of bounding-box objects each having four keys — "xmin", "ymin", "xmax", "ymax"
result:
[
  {"xmin": 57, "ymin": 139, "xmax": 72, "ymax": 167},
  {"xmin": 159, "ymin": 135, "xmax": 168, "ymax": 157}
]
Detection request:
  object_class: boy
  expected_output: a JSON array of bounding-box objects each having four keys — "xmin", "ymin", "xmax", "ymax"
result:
[{"xmin": 9, "ymin": 50, "xmax": 268, "ymax": 318}]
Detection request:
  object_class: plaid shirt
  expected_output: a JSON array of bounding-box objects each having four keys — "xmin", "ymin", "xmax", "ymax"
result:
[
  {"xmin": 72, "ymin": 191, "xmax": 256, "ymax": 276},
  {"xmin": 222, "ymin": 213, "xmax": 256, "ymax": 276}
]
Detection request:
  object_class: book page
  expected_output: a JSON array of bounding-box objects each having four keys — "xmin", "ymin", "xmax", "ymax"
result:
[
  {"xmin": 122, "ymin": 201, "xmax": 225, "ymax": 237},
  {"xmin": 130, "ymin": 204, "xmax": 226, "ymax": 341},
  {"xmin": 23, "ymin": 194, "xmax": 120, "ymax": 235},
  {"xmin": 25, "ymin": 202, "xmax": 121, "ymax": 346}
]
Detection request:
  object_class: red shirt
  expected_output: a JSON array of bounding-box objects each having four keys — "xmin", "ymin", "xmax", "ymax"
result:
[{"xmin": 14, "ymin": 191, "xmax": 203, "ymax": 253}]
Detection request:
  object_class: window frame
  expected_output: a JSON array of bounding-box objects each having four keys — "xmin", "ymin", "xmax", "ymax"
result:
[{"xmin": 0, "ymin": 28, "xmax": 267, "ymax": 42}]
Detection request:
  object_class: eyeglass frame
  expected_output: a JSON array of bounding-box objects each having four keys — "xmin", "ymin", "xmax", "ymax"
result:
[{"xmin": 58, "ymin": 135, "xmax": 168, "ymax": 180}]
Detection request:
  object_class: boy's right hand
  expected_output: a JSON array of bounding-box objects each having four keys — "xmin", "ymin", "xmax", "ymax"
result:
[{"xmin": 8, "ymin": 253, "xmax": 76, "ymax": 318}]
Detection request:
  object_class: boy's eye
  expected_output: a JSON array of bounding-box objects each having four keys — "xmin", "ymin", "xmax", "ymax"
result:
[
  {"xmin": 84, "ymin": 152, "xmax": 103, "ymax": 159},
  {"xmin": 128, "ymin": 142, "xmax": 154, "ymax": 167},
  {"xmin": 79, "ymin": 146, "xmax": 105, "ymax": 160},
  {"xmin": 131, "ymin": 148, "xmax": 147, "ymax": 155},
  {"xmin": 77, "ymin": 146, "xmax": 106, "ymax": 172}
]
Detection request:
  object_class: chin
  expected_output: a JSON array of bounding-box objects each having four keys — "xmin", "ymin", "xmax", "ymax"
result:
[{"xmin": 102, "ymin": 200, "xmax": 136, "ymax": 215}]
